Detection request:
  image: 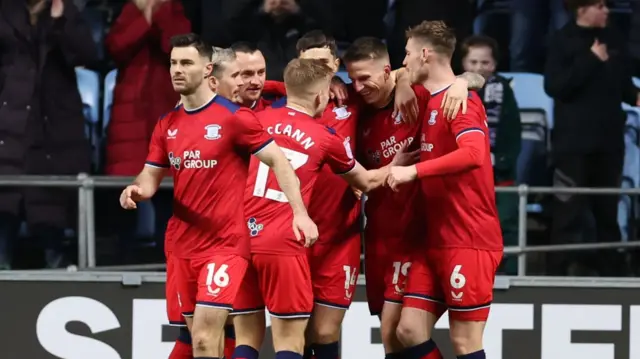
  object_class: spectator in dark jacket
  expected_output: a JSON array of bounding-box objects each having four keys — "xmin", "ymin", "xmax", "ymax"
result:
[
  {"xmin": 0, "ymin": 0, "xmax": 97, "ymax": 269},
  {"xmin": 628, "ymin": 0, "xmax": 640, "ymax": 76},
  {"xmin": 544, "ymin": 0, "xmax": 640, "ymax": 276},
  {"xmin": 198, "ymin": 0, "xmax": 329, "ymax": 81}
]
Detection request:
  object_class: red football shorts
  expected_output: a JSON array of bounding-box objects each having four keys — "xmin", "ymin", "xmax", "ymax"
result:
[
  {"xmin": 308, "ymin": 232, "xmax": 361, "ymax": 309},
  {"xmin": 173, "ymin": 254, "xmax": 248, "ymax": 316},
  {"xmin": 233, "ymin": 254, "xmax": 313, "ymax": 318},
  {"xmin": 403, "ymin": 248, "xmax": 503, "ymax": 321},
  {"xmin": 364, "ymin": 238, "xmax": 385, "ymax": 316},
  {"xmin": 165, "ymin": 253, "xmax": 186, "ymax": 326}
]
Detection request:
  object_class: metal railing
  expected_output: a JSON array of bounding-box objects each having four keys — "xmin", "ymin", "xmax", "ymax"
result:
[{"xmin": 1, "ymin": 175, "xmax": 640, "ymax": 276}]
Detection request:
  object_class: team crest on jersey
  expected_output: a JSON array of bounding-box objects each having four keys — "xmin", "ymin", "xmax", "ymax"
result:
[
  {"xmin": 367, "ymin": 149, "xmax": 381, "ymax": 164},
  {"xmin": 333, "ymin": 106, "xmax": 352, "ymax": 120},
  {"xmin": 393, "ymin": 113, "xmax": 403, "ymax": 125},
  {"xmin": 247, "ymin": 217, "xmax": 264, "ymax": 237},
  {"xmin": 167, "ymin": 129, "xmax": 178, "ymax": 139},
  {"xmin": 204, "ymin": 124, "xmax": 222, "ymax": 140},
  {"xmin": 428, "ymin": 110, "xmax": 437, "ymax": 125},
  {"xmin": 168, "ymin": 152, "xmax": 181, "ymax": 170}
]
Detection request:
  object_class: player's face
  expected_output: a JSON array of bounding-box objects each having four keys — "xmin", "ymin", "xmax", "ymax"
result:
[
  {"xmin": 214, "ymin": 60, "xmax": 244, "ymax": 101},
  {"xmin": 345, "ymin": 59, "xmax": 391, "ymax": 105},
  {"xmin": 462, "ymin": 46, "xmax": 496, "ymax": 80},
  {"xmin": 578, "ymin": 0, "xmax": 609, "ymax": 28},
  {"xmin": 236, "ymin": 51, "xmax": 267, "ymax": 103},
  {"xmin": 403, "ymin": 38, "xmax": 429, "ymax": 84},
  {"xmin": 299, "ymin": 48, "xmax": 340, "ymax": 73},
  {"xmin": 170, "ymin": 46, "xmax": 210, "ymax": 95}
]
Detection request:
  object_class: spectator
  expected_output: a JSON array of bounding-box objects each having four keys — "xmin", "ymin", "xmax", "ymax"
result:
[
  {"xmin": 387, "ymin": 0, "xmax": 473, "ymax": 72},
  {"xmin": 0, "ymin": 0, "xmax": 97, "ymax": 269},
  {"xmin": 510, "ymin": 0, "xmax": 569, "ymax": 72},
  {"xmin": 544, "ymin": 0, "xmax": 640, "ymax": 276},
  {"xmin": 461, "ymin": 35, "xmax": 522, "ymax": 275},
  {"xmin": 104, "ymin": 0, "xmax": 190, "ymax": 261},
  {"xmin": 203, "ymin": 0, "xmax": 330, "ymax": 81}
]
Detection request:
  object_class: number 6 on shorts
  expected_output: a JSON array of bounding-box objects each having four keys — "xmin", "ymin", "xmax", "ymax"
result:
[{"xmin": 450, "ymin": 264, "xmax": 466, "ymax": 289}]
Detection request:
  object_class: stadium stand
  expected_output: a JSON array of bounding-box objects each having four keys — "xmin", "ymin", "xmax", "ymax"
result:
[
  {"xmin": 103, "ymin": 69, "xmax": 118, "ymax": 137},
  {"xmin": 75, "ymin": 68, "xmax": 101, "ymax": 169}
]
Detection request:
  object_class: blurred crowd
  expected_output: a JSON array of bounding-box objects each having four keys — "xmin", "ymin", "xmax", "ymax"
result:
[{"xmin": 0, "ymin": 0, "xmax": 639, "ymax": 276}]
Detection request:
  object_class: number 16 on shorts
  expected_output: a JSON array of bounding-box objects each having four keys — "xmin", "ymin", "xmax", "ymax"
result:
[{"xmin": 343, "ymin": 265, "xmax": 357, "ymax": 299}]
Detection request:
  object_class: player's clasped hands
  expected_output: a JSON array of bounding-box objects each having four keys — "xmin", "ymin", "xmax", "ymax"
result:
[
  {"xmin": 120, "ymin": 184, "xmax": 144, "ymax": 210},
  {"xmin": 292, "ymin": 213, "xmax": 319, "ymax": 247},
  {"xmin": 386, "ymin": 165, "xmax": 418, "ymax": 192}
]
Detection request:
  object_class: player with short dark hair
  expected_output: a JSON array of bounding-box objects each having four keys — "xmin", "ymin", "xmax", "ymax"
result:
[
  {"xmin": 231, "ymin": 57, "xmax": 413, "ymax": 359},
  {"xmin": 230, "ymin": 42, "xmax": 276, "ymax": 111},
  {"xmin": 343, "ymin": 36, "xmax": 482, "ymax": 359},
  {"xmin": 119, "ymin": 33, "xmax": 318, "ymax": 359},
  {"xmin": 387, "ymin": 21, "xmax": 503, "ymax": 359}
]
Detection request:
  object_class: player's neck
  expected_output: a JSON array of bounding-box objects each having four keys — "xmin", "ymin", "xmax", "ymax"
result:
[
  {"xmin": 181, "ymin": 87, "xmax": 216, "ymax": 111},
  {"xmin": 422, "ymin": 64, "xmax": 456, "ymax": 94},
  {"xmin": 285, "ymin": 100, "xmax": 315, "ymax": 117}
]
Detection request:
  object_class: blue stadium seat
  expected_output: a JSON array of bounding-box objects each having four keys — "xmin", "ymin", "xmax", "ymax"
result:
[
  {"xmin": 624, "ymin": 103, "xmax": 640, "ymax": 144},
  {"xmin": 103, "ymin": 69, "xmax": 118, "ymax": 135},
  {"xmin": 499, "ymin": 72, "xmax": 554, "ymax": 129},
  {"xmin": 75, "ymin": 68, "xmax": 100, "ymax": 135},
  {"xmin": 633, "ymin": 77, "xmax": 640, "ymax": 88},
  {"xmin": 336, "ymin": 70, "xmax": 351, "ymax": 84}
]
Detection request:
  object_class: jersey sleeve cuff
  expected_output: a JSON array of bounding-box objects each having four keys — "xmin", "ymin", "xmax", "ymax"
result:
[
  {"xmin": 251, "ymin": 138, "xmax": 274, "ymax": 155},
  {"xmin": 145, "ymin": 161, "xmax": 169, "ymax": 168},
  {"xmin": 455, "ymin": 127, "xmax": 485, "ymax": 141},
  {"xmin": 334, "ymin": 161, "xmax": 356, "ymax": 175}
]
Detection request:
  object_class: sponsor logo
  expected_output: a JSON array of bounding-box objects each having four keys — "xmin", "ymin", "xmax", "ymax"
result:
[
  {"xmin": 167, "ymin": 129, "xmax": 178, "ymax": 139},
  {"xmin": 247, "ymin": 217, "xmax": 264, "ymax": 237}
]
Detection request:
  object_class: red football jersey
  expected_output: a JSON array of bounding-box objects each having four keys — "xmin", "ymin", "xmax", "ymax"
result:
[
  {"xmin": 244, "ymin": 107, "xmax": 356, "ymax": 255},
  {"xmin": 308, "ymin": 87, "xmax": 365, "ymax": 243},
  {"xmin": 419, "ymin": 89, "xmax": 502, "ymax": 250},
  {"xmin": 358, "ymin": 85, "xmax": 430, "ymax": 240},
  {"xmin": 146, "ymin": 95, "xmax": 273, "ymax": 259}
]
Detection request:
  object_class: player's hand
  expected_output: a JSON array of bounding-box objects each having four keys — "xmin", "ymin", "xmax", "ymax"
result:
[
  {"xmin": 591, "ymin": 38, "xmax": 609, "ymax": 62},
  {"xmin": 292, "ymin": 214, "xmax": 319, "ymax": 247},
  {"xmin": 386, "ymin": 165, "xmax": 418, "ymax": 192},
  {"xmin": 120, "ymin": 185, "xmax": 144, "ymax": 210},
  {"xmin": 330, "ymin": 77, "xmax": 348, "ymax": 107},
  {"xmin": 351, "ymin": 186, "xmax": 363, "ymax": 200},
  {"xmin": 143, "ymin": 0, "xmax": 160, "ymax": 23},
  {"xmin": 441, "ymin": 78, "xmax": 469, "ymax": 121},
  {"xmin": 390, "ymin": 142, "xmax": 420, "ymax": 166},
  {"xmin": 393, "ymin": 82, "xmax": 419, "ymax": 124}
]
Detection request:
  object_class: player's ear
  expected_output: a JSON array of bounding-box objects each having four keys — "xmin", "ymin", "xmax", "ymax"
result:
[
  {"xmin": 205, "ymin": 62, "xmax": 213, "ymax": 78},
  {"xmin": 383, "ymin": 64, "xmax": 391, "ymax": 80},
  {"xmin": 420, "ymin": 47, "xmax": 429, "ymax": 63},
  {"xmin": 334, "ymin": 58, "xmax": 341, "ymax": 72},
  {"xmin": 208, "ymin": 75, "xmax": 218, "ymax": 92}
]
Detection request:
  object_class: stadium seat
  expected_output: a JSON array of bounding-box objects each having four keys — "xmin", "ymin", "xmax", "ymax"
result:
[
  {"xmin": 336, "ymin": 70, "xmax": 351, "ymax": 84},
  {"xmin": 499, "ymin": 72, "xmax": 554, "ymax": 130},
  {"xmin": 633, "ymin": 77, "xmax": 640, "ymax": 88},
  {"xmin": 103, "ymin": 69, "xmax": 118, "ymax": 136},
  {"xmin": 75, "ymin": 68, "xmax": 100, "ymax": 136},
  {"xmin": 624, "ymin": 103, "xmax": 640, "ymax": 144}
]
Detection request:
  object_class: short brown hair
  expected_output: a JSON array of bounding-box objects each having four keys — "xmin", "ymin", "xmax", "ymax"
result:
[
  {"xmin": 170, "ymin": 33, "xmax": 213, "ymax": 60},
  {"xmin": 296, "ymin": 30, "xmax": 338, "ymax": 58},
  {"xmin": 342, "ymin": 37, "xmax": 389, "ymax": 64},
  {"xmin": 284, "ymin": 58, "xmax": 333, "ymax": 95},
  {"xmin": 460, "ymin": 35, "xmax": 500, "ymax": 62},
  {"xmin": 405, "ymin": 21, "xmax": 457, "ymax": 57}
]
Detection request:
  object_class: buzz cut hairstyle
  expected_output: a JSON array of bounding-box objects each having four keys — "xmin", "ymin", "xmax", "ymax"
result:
[
  {"xmin": 170, "ymin": 33, "xmax": 213, "ymax": 60},
  {"xmin": 230, "ymin": 41, "xmax": 259, "ymax": 54},
  {"xmin": 296, "ymin": 30, "xmax": 338, "ymax": 58},
  {"xmin": 210, "ymin": 47, "xmax": 237, "ymax": 78},
  {"xmin": 283, "ymin": 58, "xmax": 334, "ymax": 95},
  {"xmin": 460, "ymin": 35, "xmax": 500, "ymax": 62},
  {"xmin": 405, "ymin": 20, "xmax": 457, "ymax": 57},
  {"xmin": 342, "ymin": 36, "xmax": 389, "ymax": 64}
]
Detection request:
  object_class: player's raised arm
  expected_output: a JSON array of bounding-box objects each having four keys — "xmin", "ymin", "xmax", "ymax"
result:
[{"xmin": 120, "ymin": 120, "xmax": 169, "ymax": 209}]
